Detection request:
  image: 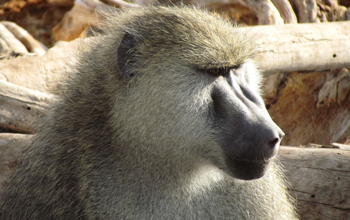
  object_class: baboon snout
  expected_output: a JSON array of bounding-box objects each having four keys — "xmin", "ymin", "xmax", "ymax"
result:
[
  {"xmin": 255, "ymin": 121, "xmax": 284, "ymax": 159},
  {"xmin": 220, "ymin": 121, "xmax": 284, "ymax": 180},
  {"xmin": 211, "ymin": 83, "xmax": 284, "ymax": 180}
]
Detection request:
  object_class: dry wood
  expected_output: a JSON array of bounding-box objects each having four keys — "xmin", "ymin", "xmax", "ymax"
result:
[
  {"xmin": 279, "ymin": 146, "xmax": 350, "ymax": 220},
  {"xmin": 0, "ymin": 80, "xmax": 56, "ymax": 133},
  {"xmin": 253, "ymin": 21, "xmax": 350, "ymax": 74},
  {"xmin": 0, "ymin": 38, "xmax": 84, "ymax": 93},
  {"xmin": 239, "ymin": 0, "xmax": 284, "ymax": 24},
  {"xmin": 0, "ymin": 23, "xmax": 28, "ymax": 54},
  {"xmin": 1, "ymin": 21, "xmax": 47, "ymax": 55},
  {"xmin": 289, "ymin": 0, "xmax": 319, "ymax": 23},
  {"xmin": 317, "ymin": 68, "xmax": 350, "ymax": 107},
  {"xmin": 52, "ymin": 0, "xmax": 112, "ymax": 42},
  {"xmin": 332, "ymin": 143, "xmax": 350, "ymax": 151},
  {"xmin": 267, "ymin": 71, "xmax": 350, "ymax": 146},
  {"xmin": 271, "ymin": 0, "xmax": 297, "ymax": 23},
  {"xmin": 100, "ymin": 0, "xmax": 140, "ymax": 8}
]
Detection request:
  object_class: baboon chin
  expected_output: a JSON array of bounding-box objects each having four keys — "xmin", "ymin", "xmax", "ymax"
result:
[
  {"xmin": 225, "ymin": 156, "xmax": 273, "ymax": 180},
  {"xmin": 0, "ymin": 6, "xmax": 297, "ymax": 220}
]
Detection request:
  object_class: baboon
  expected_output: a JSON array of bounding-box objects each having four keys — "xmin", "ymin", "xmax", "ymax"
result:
[{"xmin": 0, "ymin": 6, "xmax": 297, "ymax": 219}]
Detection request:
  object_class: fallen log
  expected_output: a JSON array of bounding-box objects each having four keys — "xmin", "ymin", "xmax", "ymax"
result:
[
  {"xmin": 253, "ymin": 21, "xmax": 350, "ymax": 74},
  {"xmin": 279, "ymin": 146, "xmax": 350, "ymax": 220},
  {"xmin": 0, "ymin": 81, "xmax": 56, "ymax": 133}
]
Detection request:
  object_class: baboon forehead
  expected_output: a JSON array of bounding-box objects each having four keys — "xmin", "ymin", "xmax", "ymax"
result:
[{"xmin": 107, "ymin": 6, "xmax": 255, "ymax": 68}]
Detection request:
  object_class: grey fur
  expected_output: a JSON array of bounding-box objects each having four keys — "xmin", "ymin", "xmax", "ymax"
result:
[{"xmin": 0, "ymin": 6, "xmax": 297, "ymax": 219}]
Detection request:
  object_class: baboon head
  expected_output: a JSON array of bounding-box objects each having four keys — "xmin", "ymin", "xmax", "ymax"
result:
[{"xmin": 98, "ymin": 6, "xmax": 284, "ymax": 181}]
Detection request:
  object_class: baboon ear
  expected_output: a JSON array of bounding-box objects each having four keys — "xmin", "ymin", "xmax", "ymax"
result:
[{"xmin": 117, "ymin": 33, "xmax": 137, "ymax": 77}]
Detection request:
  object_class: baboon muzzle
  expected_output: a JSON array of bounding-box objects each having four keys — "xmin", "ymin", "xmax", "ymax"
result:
[{"xmin": 211, "ymin": 80, "xmax": 284, "ymax": 180}]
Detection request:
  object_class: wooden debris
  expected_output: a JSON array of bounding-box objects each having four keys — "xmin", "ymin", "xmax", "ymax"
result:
[
  {"xmin": 290, "ymin": 0, "xmax": 319, "ymax": 23},
  {"xmin": 0, "ymin": 38, "xmax": 85, "ymax": 93},
  {"xmin": 52, "ymin": 0, "xmax": 140, "ymax": 42},
  {"xmin": 0, "ymin": 23, "xmax": 27, "ymax": 54},
  {"xmin": 100, "ymin": 0, "xmax": 140, "ymax": 8},
  {"xmin": 240, "ymin": 0, "xmax": 284, "ymax": 24},
  {"xmin": 0, "ymin": 80, "xmax": 56, "ymax": 133},
  {"xmin": 1, "ymin": 21, "xmax": 47, "ymax": 55},
  {"xmin": 268, "ymin": 71, "xmax": 350, "ymax": 146},
  {"xmin": 271, "ymin": 0, "xmax": 297, "ymax": 23},
  {"xmin": 317, "ymin": 68, "xmax": 350, "ymax": 107},
  {"xmin": 331, "ymin": 143, "xmax": 350, "ymax": 151},
  {"xmin": 52, "ymin": 0, "xmax": 113, "ymax": 42}
]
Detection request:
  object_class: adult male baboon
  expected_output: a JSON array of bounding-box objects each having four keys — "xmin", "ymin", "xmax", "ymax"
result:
[{"xmin": 0, "ymin": 6, "xmax": 297, "ymax": 219}]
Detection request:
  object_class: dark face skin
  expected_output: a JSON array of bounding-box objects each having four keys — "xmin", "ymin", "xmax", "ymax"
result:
[{"xmin": 209, "ymin": 65, "xmax": 284, "ymax": 180}]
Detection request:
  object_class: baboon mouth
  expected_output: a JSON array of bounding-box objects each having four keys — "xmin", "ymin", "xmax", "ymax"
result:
[
  {"xmin": 231, "ymin": 155, "xmax": 276, "ymax": 163},
  {"xmin": 225, "ymin": 156, "xmax": 274, "ymax": 180}
]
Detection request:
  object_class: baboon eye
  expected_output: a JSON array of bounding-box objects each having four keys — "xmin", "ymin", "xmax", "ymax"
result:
[
  {"xmin": 205, "ymin": 63, "xmax": 242, "ymax": 77},
  {"xmin": 232, "ymin": 63, "xmax": 242, "ymax": 70},
  {"xmin": 201, "ymin": 63, "xmax": 243, "ymax": 77},
  {"xmin": 207, "ymin": 67, "xmax": 230, "ymax": 76}
]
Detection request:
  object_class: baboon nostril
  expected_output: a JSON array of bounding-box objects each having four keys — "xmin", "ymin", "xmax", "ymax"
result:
[
  {"xmin": 279, "ymin": 131, "xmax": 285, "ymax": 139},
  {"xmin": 268, "ymin": 137, "xmax": 279, "ymax": 148}
]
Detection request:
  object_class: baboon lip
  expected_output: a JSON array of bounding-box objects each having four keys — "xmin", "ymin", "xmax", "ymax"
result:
[
  {"xmin": 230, "ymin": 155, "xmax": 275, "ymax": 164},
  {"xmin": 224, "ymin": 155, "xmax": 275, "ymax": 180}
]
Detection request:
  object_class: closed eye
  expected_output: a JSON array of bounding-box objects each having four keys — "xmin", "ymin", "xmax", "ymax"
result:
[
  {"xmin": 231, "ymin": 63, "xmax": 242, "ymax": 70},
  {"xmin": 204, "ymin": 63, "xmax": 242, "ymax": 77},
  {"xmin": 206, "ymin": 67, "xmax": 230, "ymax": 76}
]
